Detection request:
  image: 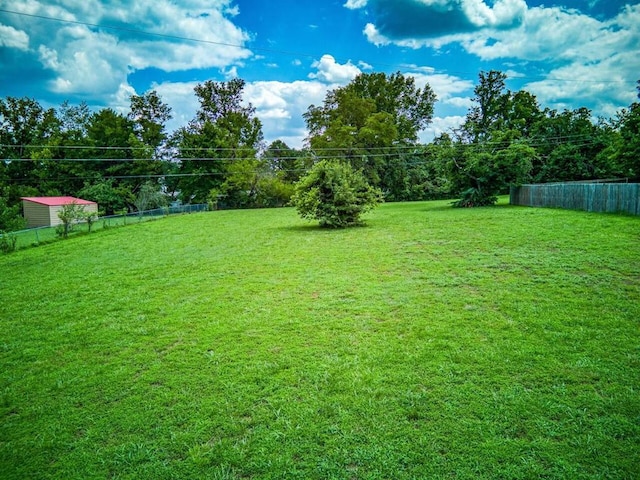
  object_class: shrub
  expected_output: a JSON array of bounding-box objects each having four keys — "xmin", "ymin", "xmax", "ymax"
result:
[
  {"xmin": 134, "ymin": 182, "xmax": 166, "ymax": 218},
  {"xmin": 57, "ymin": 203, "xmax": 85, "ymax": 238},
  {"xmin": 0, "ymin": 231, "xmax": 18, "ymax": 254},
  {"xmin": 291, "ymin": 160, "xmax": 383, "ymax": 228},
  {"xmin": 79, "ymin": 209, "xmax": 101, "ymax": 233},
  {"xmin": 451, "ymin": 187, "xmax": 497, "ymax": 208}
]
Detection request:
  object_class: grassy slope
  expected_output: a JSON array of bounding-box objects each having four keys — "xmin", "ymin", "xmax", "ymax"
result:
[{"xmin": 1, "ymin": 200, "xmax": 639, "ymax": 479}]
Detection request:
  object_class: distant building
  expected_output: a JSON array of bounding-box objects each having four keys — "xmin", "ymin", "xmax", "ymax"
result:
[{"xmin": 21, "ymin": 197, "xmax": 98, "ymax": 228}]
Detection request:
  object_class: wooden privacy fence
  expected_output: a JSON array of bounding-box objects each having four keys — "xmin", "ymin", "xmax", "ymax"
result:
[{"xmin": 510, "ymin": 182, "xmax": 640, "ymax": 215}]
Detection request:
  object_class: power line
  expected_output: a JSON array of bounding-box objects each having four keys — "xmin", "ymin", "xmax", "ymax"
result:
[
  {"xmin": 0, "ymin": 148, "xmax": 604, "ymax": 184},
  {"xmin": 0, "ymin": 147, "xmax": 606, "ymax": 164},
  {"xmin": 0, "ymin": 146, "xmax": 600, "ymax": 163},
  {"xmin": 1, "ymin": 132, "xmax": 604, "ymax": 158},
  {"xmin": 0, "ymin": 143, "xmax": 424, "ymax": 152}
]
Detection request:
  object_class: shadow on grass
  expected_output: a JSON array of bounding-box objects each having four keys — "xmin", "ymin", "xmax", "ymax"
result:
[
  {"xmin": 424, "ymin": 202, "xmax": 515, "ymax": 213},
  {"xmin": 278, "ymin": 222, "xmax": 375, "ymax": 233}
]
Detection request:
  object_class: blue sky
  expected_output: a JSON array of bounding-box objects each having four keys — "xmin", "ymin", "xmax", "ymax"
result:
[{"xmin": 1, "ymin": 0, "xmax": 638, "ymax": 147}]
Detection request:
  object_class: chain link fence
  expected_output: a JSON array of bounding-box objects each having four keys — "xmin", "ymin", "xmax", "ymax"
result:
[{"xmin": 1, "ymin": 204, "xmax": 209, "ymax": 253}]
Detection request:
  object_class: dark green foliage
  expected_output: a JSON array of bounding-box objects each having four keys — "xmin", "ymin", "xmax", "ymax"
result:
[
  {"xmin": 445, "ymin": 133, "xmax": 536, "ymax": 207},
  {"xmin": 0, "ymin": 194, "xmax": 25, "ymax": 232},
  {"xmin": 0, "ymin": 97, "xmax": 56, "ymax": 159},
  {"xmin": 0, "ymin": 97, "xmax": 60, "ymax": 200},
  {"xmin": 291, "ymin": 160, "xmax": 382, "ymax": 228},
  {"xmin": 254, "ymin": 176, "xmax": 295, "ymax": 207},
  {"xmin": 1, "ymin": 73, "xmax": 640, "ymax": 216},
  {"xmin": 128, "ymin": 90, "xmax": 172, "ymax": 150},
  {"xmin": 614, "ymin": 95, "xmax": 640, "ymax": 178},
  {"xmin": 263, "ymin": 140, "xmax": 307, "ymax": 183},
  {"xmin": 173, "ymin": 79, "xmax": 264, "ymax": 204},
  {"xmin": 462, "ymin": 70, "xmax": 510, "ymax": 142},
  {"xmin": 451, "ymin": 188, "xmax": 497, "ymax": 208},
  {"xmin": 78, "ymin": 179, "xmax": 130, "ymax": 215},
  {"xmin": 438, "ymin": 71, "xmax": 640, "ymax": 207}
]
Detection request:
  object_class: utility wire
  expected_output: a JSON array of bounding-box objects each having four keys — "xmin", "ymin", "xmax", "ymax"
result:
[
  {"xmin": 0, "ymin": 143, "xmax": 425, "ymax": 152},
  {"xmin": 1, "ymin": 133, "xmax": 605, "ymax": 158},
  {"xmin": 0, "ymin": 141, "xmax": 608, "ymax": 163},
  {"xmin": 0, "ymin": 150, "xmax": 597, "ymax": 184}
]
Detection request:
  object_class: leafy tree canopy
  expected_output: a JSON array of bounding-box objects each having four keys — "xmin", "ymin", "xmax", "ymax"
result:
[
  {"xmin": 173, "ymin": 79, "xmax": 264, "ymax": 203},
  {"xmin": 305, "ymin": 72, "xmax": 436, "ymax": 146},
  {"xmin": 304, "ymin": 72, "xmax": 437, "ymax": 199},
  {"xmin": 128, "ymin": 90, "xmax": 172, "ymax": 151}
]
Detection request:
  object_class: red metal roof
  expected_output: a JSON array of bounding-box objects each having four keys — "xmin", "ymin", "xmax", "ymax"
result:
[{"xmin": 21, "ymin": 196, "xmax": 97, "ymax": 206}]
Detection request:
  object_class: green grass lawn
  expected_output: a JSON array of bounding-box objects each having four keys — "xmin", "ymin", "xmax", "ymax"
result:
[{"xmin": 1, "ymin": 200, "xmax": 639, "ymax": 479}]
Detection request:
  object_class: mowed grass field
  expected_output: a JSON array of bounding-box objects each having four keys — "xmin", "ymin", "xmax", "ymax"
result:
[{"xmin": 1, "ymin": 200, "xmax": 639, "ymax": 479}]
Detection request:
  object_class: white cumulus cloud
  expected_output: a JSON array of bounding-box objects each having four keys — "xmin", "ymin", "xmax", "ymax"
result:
[
  {"xmin": 344, "ymin": 0, "xmax": 368, "ymax": 10},
  {"xmin": 245, "ymin": 80, "xmax": 331, "ymax": 147},
  {"xmin": 0, "ymin": 24, "xmax": 29, "ymax": 50},
  {"xmin": 309, "ymin": 54, "xmax": 362, "ymax": 84},
  {"xmin": 0, "ymin": 0, "xmax": 252, "ymax": 105},
  {"xmin": 361, "ymin": 2, "xmax": 639, "ymax": 120},
  {"xmin": 408, "ymin": 70, "xmax": 474, "ymax": 105},
  {"xmin": 460, "ymin": 0, "xmax": 527, "ymax": 29},
  {"xmin": 421, "ymin": 115, "xmax": 467, "ymax": 143}
]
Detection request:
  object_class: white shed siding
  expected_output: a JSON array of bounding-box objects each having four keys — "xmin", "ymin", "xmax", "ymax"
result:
[
  {"xmin": 48, "ymin": 203, "xmax": 98, "ymax": 227},
  {"xmin": 83, "ymin": 203, "xmax": 98, "ymax": 214},
  {"xmin": 49, "ymin": 206, "xmax": 64, "ymax": 227},
  {"xmin": 22, "ymin": 201, "xmax": 51, "ymax": 228}
]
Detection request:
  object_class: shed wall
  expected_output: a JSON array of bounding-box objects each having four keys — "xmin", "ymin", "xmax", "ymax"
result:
[
  {"xmin": 49, "ymin": 206, "xmax": 63, "ymax": 227},
  {"xmin": 22, "ymin": 201, "xmax": 52, "ymax": 228},
  {"xmin": 48, "ymin": 203, "xmax": 98, "ymax": 227}
]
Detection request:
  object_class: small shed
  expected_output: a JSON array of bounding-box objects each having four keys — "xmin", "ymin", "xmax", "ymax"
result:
[{"xmin": 21, "ymin": 196, "xmax": 98, "ymax": 228}]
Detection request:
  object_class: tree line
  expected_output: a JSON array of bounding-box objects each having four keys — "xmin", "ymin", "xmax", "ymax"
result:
[{"xmin": 1, "ymin": 70, "xmax": 639, "ymax": 231}]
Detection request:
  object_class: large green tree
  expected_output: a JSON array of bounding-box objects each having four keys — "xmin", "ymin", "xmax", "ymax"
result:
[
  {"xmin": 304, "ymin": 72, "xmax": 436, "ymax": 198},
  {"xmin": 441, "ymin": 71, "xmax": 624, "ymax": 206},
  {"xmin": 173, "ymin": 78, "xmax": 263, "ymax": 204},
  {"xmin": 529, "ymin": 107, "xmax": 614, "ymax": 182},
  {"xmin": 77, "ymin": 179, "xmax": 129, "ymax": 215},
  {"xmin": 129, "ymin": 90, "xmax": 172, "ymax": 151},
  {"xmin": 263, "ymin": 140, "xmax": 308, "ymax": 184},
  {"xmin": 444, "ymin": 71, "xmax": 540, "ymax": 205},
  {"xmin": 126, "ymin": 90, "xmax": 173, "ymax": 197},
  {"xmin": 462, "ymin": 70, "xmax": 510, "ymax": 142},
  {"xmin": 612, "ymin": 81, "xmax": 640, "ymax": 179},
  {"xmin": 0, "ymin": 194, "xmax": 25, "ymax": 232},
  {"xmin": 0, "ymin": 97, "xmax": 59, "ymax": 202},
  {"xmin": 84, "ymin": 108, "xmax": 138, "ymax": 203},
  {"xmin": 314, "ymin": 72, "xmax": 436, "ymax": 144},
  {"xmin": 32, "ymin": 101, "xmax": 93, "ymax": 196}
]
